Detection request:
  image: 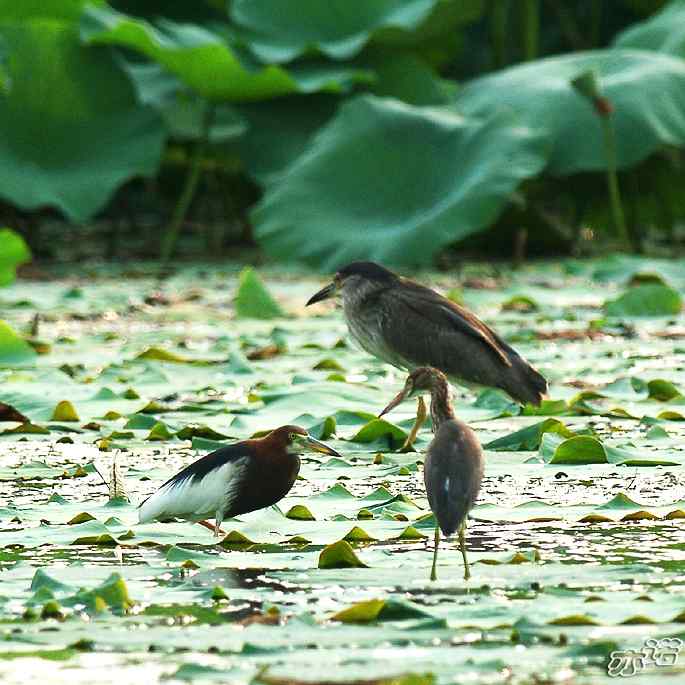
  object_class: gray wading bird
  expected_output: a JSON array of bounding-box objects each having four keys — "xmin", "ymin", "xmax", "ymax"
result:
[
  {"xmin": 380, "ymin": 367, "xmax": 483, "ymax": 581},
  {"xmin": 307, "ymin": 261, "xmax": 546, "ymax": 449},
  {"xmin": 138, "ymin": 426, "xmax": 341, "ymax": 536}
]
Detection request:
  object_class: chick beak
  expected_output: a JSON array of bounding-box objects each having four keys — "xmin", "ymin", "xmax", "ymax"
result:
[
  {"xmin": 379, "ymin": 388, "xmax": 411, "ymax": 418},
  {"xmin": 301, "ymin": 434, "xmax": 342, "ymax": 457},
  {"xmin": 306, "ymin": 282, "xmax": 337, "ymax": 306}
]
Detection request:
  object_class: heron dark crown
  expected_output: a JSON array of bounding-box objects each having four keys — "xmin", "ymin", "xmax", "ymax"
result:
[
  {"xmin": 266, "ymin": 425, "xmax": 307, "ymax": 448},
  {"xmin": 409, "ymin": 366, "xmax": 448, "ymax": 391},
  {"xmin": 336, "ymin": 261, "xmax": 397, "ymax": 282}
]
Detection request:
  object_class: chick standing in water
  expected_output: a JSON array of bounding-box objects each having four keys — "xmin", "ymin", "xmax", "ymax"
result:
[{"xmin": 380, "ymin": 367, "xmax": 484, "ymax": 580}]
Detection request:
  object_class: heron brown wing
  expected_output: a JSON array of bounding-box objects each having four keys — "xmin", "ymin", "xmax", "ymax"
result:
[{"xmin": 380, "ymin": 280, "xmax": 512, "ymax": 368}]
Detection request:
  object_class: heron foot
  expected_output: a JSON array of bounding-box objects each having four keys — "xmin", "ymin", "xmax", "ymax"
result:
[{"xmin": 197, "ymin": 519, "xmax": 226, "ymax": 537}]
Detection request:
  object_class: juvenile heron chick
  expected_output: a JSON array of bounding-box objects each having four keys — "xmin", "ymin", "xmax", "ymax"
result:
[
  {"xmin": 380, "ymin": 367, "xmax": 484, "ymax": 581},
  {"xmin": 307, "ymin": 262, "xmax": 546, "ymax": 449},
  {"xmin": 138, "ymin": 426, "xmax": 341, "ymax": 536}
]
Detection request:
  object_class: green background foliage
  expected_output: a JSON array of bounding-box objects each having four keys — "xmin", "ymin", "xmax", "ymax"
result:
[{"xmin": 0, "ymin": 0, "xmax": 684, "ymax": 265}]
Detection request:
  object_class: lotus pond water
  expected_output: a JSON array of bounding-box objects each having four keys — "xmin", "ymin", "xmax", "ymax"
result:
[{"xmin": 1, "ymin": 257, "xmax": 684, "ymax": 684}]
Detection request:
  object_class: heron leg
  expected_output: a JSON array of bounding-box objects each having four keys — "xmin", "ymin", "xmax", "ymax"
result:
[
  {"xmin": 400, "ymin": 396, "xmax": 427, "ymax": 452},
  {"xmin": 459, "ymin": 521, "xmax": 470, "ymax": 581},
  {"xmin": 214, "ymin": 512, "xmax": 224, "ymax": 538},
  {"xmin": 430, "ymin": 526, "xmax": 440, "ymax": 581}
]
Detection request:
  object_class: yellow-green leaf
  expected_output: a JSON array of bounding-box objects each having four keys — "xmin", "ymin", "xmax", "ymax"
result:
[{"xmin": 50, "ymin": 400, "xmax": 80, "ymax": 422}]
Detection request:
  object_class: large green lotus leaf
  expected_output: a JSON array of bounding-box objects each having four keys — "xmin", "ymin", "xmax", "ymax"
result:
[
  {"xmin": 81, "ymin": 5, "xmax": 374, "ymax": 102},
  {"xmin": 230, "ymin": 0, "xmax": 437, "ymax": 63},
  {"xmin": 252, "ymin": 96, "xmax": 547, "ymax": 268},
  {"xmin": 0, "ymin": 19, "xmax": 164, "ymax": 222},
  {"xmin": 0, "ymin": 0, "xmax": 103, "ymax": 22},
  {"xmin": 372, "ymin": 0, "xmax": 483, "ymax": 52},
  {"xmin": 368, "ymin": 54, "xmax": 457, "ymax": 106},
  {"xmin": 0, "ymin": 228, "xmax": 30, "ymax": 286},
  {"xmin": 233, "ymin": 95, "xmax": 339, "ymax": 185},
  {"xmin": 0, "ymin": 34, "xmax": 7, "ymax": 92},
  {"xmin": 454, "ymin": 49, "xmax": 685, "ymax": 175},
  {"xmin": 614, "ymin": 0, "xmax": 685, "ymax": 57},
  {"xmin": 113, "ymin": 59, "xmax": 249, "ymax": 145}
]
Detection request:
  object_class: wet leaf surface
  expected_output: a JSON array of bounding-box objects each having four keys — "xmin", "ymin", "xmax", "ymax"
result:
[{"xmin": 1, "ymin": 259, "xmax": 684, "ymax": 683}]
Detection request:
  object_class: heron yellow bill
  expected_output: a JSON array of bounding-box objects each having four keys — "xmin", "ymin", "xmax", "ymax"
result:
[
  {"xmin": 379, "ymin": 388, "xmax": 411, "ymax": 418},
  {"xmin": 293, "ymin": 433, "xmax": 342, "ymax": 457}
]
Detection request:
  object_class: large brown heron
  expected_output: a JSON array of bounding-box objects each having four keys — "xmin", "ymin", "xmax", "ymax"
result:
[
  {"xmin": 380, "ymin": 367, "xmax": 483, "ymax": 581},
  {"xmin": 307, "ymin": 261, "xmax": 547, "ymax": 449},
  {"xmin": 138, "ymin": 426, "xmax": 341, "ymax": 536}
]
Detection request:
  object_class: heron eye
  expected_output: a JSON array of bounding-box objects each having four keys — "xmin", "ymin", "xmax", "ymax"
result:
[{"xmin": 288, "ymin": 432, "xmax": 296, "ymax": 441}]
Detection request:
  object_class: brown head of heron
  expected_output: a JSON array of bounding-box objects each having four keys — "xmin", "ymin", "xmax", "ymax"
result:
[
  {"xmin": 138, "ymin": 425, "xmax": 341, "ymax": 537},
  {"xmin": 307, "ymin": 262, "xmax": 547, "ymax": 448},
  {"xmin": 380, "ymin": 367, "xmax": 484, "ymax": 581}
]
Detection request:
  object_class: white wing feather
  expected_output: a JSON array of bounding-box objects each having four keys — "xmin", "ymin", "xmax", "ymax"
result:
[{"xmin": 138, "ymin": 458, "xmax": 248, "ymax": 523}]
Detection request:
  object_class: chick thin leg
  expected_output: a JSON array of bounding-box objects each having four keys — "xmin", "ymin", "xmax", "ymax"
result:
[
  {"xmin": 401, "ymin": 396, "xmax": 427, "ymax": 452},
  {"xmin": 458, "ymin": 521, "xmax": 470, "ymax": 581},
  {"xmin": 430, "ymin": 526, "xmax": 440, "ymax": 582}
]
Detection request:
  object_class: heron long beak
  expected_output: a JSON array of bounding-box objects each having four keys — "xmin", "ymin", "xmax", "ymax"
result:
[
  {"xmin": 379, "ymin": 388, "xmax": 410, "ymax": 418},
  {"xmin": 298, "ymin": 433, "xmax": 342, "ymax": 457},
  {"xmin": 306, "ymin": 282, "xmax": 337, "ymax": 306}
]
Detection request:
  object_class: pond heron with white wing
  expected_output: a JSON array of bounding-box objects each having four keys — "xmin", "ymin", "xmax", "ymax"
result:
[{"xmin": 139, "ymin": 426, "xmax": 341, "ymax": 536}]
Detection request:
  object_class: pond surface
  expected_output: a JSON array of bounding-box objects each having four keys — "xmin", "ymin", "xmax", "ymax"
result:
[{"xmin": 1, "ymin": 257, "xmax": 684, "ymax": 684}]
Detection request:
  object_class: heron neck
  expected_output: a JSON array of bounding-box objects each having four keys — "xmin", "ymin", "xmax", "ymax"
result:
[{"xmin": 429, "ymin": 379, "xmax": 455, "ymax": 431}]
